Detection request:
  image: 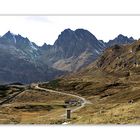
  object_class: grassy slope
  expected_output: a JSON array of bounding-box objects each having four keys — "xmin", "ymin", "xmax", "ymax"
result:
[
  {"xmin": 39, "ymin": 40, "xmax": 140, "ymax": 124},
  {"xmin": 0, "ymin": 86, "xmax": 78, "ymax": 124}
]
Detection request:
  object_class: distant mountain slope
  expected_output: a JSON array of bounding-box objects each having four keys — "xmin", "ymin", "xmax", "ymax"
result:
[
  {"xmin": 0, "ymin": 31, "xmax": 64, "ymax": 84},
  {"xmin": 40, "ymin": 28, "xmax": 106, "ymax": 72},
  {"xmin": 105, "ymin": 34, "xmax": 135, "ymax": 47},
  {"xmin": 0, "ymin": 31, "xmax": 40, "ymax": 60}
]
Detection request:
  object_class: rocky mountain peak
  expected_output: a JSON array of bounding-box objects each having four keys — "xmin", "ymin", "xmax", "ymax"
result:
[
  {"xmin": 75, "ymin": 28, "xmax": 96, "ymax": 39},
  {"xmin": 43, "ymin": 28, "xmax": 107, "ymax": 72},
  {"xmin": 106, "ymin": 34, "xmax": 135, "ymax": 47},
  {"xmin": 117, "ymin": 34, "xmax": 134, "ymax": 42},
  {"xmin": 117, "ymin": 34, "xmax": 126, "ymax": 39},
  {"xmin": 42, "ymin": 43, "xmax": 48, "ymax": 47},
  {"xmin": 1, "ymin": 31, "xmax": 17, "ymax": 44}
]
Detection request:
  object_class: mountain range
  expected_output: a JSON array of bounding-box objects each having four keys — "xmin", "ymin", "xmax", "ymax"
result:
[{"xmin": 0, "ymin": 29, "xmax": 135, "ymax": 84}]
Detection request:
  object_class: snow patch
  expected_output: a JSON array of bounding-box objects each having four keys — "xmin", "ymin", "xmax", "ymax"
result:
[
  {"xmin": 9, "ymin": 32, "xmax": 17, "ymax": 44},
  {"xmin": 29, "ymin": 42, "xmax": 38, "ymax": 50},
  {"xmin": 12, "ymin": 35, "xmax": 16, "ymax": 44},
  {"xmin": 99, "ymin": 40, "xmax": 106, "ymax": 48},
  {"xmin": 95, "ymin": 49, "xmax": 100, "ymax": 54}
]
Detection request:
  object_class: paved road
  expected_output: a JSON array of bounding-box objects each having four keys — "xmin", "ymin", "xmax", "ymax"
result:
[{"xmin": 35, "ymin": 85, "xmax": 90, "ymax": 116}]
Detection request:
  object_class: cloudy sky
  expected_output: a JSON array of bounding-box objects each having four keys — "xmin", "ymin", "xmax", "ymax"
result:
[{"xmin": 0, "ymin": 16, "xmax": 140, "ymax": 46}]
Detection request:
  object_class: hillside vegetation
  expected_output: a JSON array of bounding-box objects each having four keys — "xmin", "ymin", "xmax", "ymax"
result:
[{"xmin": 40, "ymin": 40, "xmax": 140, "ymax": 124}]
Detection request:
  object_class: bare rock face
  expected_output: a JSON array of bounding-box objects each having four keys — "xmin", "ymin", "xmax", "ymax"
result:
[
  {"xmin": 0, "ymin": 31, "xmax": 64, "ymax": 84},
  {"xmin": 41, "ymin": 28, "xmax": 106, "ymax": 72}
]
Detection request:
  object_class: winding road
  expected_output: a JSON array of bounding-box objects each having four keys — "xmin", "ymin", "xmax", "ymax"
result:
[
  {"xmin": 35, "ymin": 85, "xmax": 90, "ymax": 117},
  {"xmin": 0, "ymin": 84, "xmax": 89, "ymax": 124}
]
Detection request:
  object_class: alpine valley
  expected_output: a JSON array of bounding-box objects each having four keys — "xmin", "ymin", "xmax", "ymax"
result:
[{"xmin": 0, "ymin": 28, "xmax": 140, "ymax": 124}]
